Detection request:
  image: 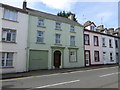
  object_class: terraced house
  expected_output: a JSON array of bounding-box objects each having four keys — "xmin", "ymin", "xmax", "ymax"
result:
[
  {"xmin": 0, "ymin": 3, "xmax": 29, "ymax": 73},
  {"xmin": 23, "ymin": 1, "xmax": 84, "ymax": 71},
  {"xmin": 84, "ymin": 21, "xmax": 118, "ymax": 67}
]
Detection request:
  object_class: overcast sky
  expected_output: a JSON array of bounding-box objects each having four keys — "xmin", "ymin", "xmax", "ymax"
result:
[{"xmin": 0, "ymin": 0, "xmax": 119, "ymax": 28}]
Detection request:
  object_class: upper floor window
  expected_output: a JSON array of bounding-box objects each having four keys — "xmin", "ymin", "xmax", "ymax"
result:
[
  {"xmin": 38, "ymin": 18, "xmax": 44, "ymax": 26},
  {"xmin": 109, "ymin": 39, "xmax": 112, "ymax": 48},
  {"xmin": 2, "ymin": 29, "xmax": 16, "ymax": 42},
  {"xmin": 94, "ymin": 36, "xmax": 99, "ymax": 46},
  {"xmin": 102, "ymin": 38, "xmax": 106, "ymax": 46},
  {"xmin": 37, "ymin": 31, "xmax": 44, "ymax": 43},
  {"xmin": 90, "ymin": 26, "xmax": 94, "ymax": 31},
  {"xmin": 70, "ymin": 36, "xmax": 75, "ymax": 46},
  {"xmin": 1, "ymin": 52, "xmax": 13, "ymax": 67},
  {"xmin": 55, "ymin": 34, "xmax": 61, "ymax": 44},
  {"xmin": 94, "ymin": 51, "xmax": 99, "ymax": 62},
  {"xmin": 55, "ymin": 22, "xmax": 61, "ymax": 30},
  {"xmin": 115, "ymin": 40, "xmax": 118, "ymax": 48},
  {"xmin": 3, "ymin": 9, "xmax": 17, "ymax": 21},
  {"xmin": 70, "ymin": 25, "xmax": 75, "ymax": 32},
  {"xmin": 84, "ymin": 34, "xmax": 89, "ymax": 45}
]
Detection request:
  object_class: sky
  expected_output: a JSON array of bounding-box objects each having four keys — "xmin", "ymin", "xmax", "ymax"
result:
[{"xmin": 0, "ymin": 0, "xmax": 119, "ymax": 28}]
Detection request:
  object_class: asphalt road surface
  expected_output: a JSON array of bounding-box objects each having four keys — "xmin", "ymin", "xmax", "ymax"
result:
[{"xmin": 1, "ymin": 66, "xmax": 119, "ymax": 89}]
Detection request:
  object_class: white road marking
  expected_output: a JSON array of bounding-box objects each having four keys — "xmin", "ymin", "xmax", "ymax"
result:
[
  {"xmin": 99, "ymin": 72, "xmax": 119, "ymax": 77},
  {"xmin": 35, "ymin": 80, "xmax": 80, "ymax": 88}
]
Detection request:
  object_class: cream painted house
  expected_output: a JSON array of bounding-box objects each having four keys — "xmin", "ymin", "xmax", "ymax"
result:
[
  {"xmin": 23, "ymin": 2, "xmax": 84, "ymax": 71},
  {"xmin": 0, "ymin": 3, "xmax": 29, "ymax": 73}
]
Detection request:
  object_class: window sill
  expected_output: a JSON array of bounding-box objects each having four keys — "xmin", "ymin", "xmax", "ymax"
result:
[
  {"xmin": 1, "ymin": 41, "xmax": 17, "ymax": 44},
  {"xmin": 109, "ymin": 47, "xmax": 113, "ymax": 48},
  {"xmin": 55, "ymin": 28, "xmax": 62, "ymax": 31},
  {"xmin": 0, "ymin": 67, "xmax": 14, "ymax": 69},
  {"xmin": 68, "ymin": 47, "xmax": 79, "ymax": 49},
  {"xmin": 2, "ymin": 18, "xmax": 18, "ymax": 23},
  {"xmin": 54, "ymin": 43, "xmax": 62, "ymax": 46},
  {"xmin": 94, "ymin": 45, "xmax": 99, "ymax": 47},
  {"xmin": 85, "ymin": 44, "xmax": 90, "ymax": 45},
  {"xmin": 36, "ymin": 42, "xmax": 45, "ymax": 44},
  {"xmin": 37, "ymin": 25, "xmax": 46, "ymax": 28},
  {"xmin": 102, "ymin": 46, "xmax": 107, "ymax": 47},
  {"xmin": 70, "ymin": 31, "xmax": 76, "ymax": 33},
  {"xmin": 69, "ymin": 61, "xmax": 77, "ymax": 63}
]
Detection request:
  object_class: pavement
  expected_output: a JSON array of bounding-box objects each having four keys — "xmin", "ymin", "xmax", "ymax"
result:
[
  {"xmin": 1, "ymin": 64, "xmax": 118, "ymax": 80},
  {"xmin": 2, "ymin": 64, "xmax": 119, "ymax": 89}
]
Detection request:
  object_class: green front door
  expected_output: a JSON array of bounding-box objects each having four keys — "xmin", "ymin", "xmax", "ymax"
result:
[{"xmin": 29, "ymin": 50, "xmax": 48, "ymax": 70}]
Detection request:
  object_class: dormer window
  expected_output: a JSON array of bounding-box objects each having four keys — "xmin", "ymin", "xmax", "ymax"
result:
[{"xmin": 90, "ymin": 26, "xmax": 94, "ymax": 31}]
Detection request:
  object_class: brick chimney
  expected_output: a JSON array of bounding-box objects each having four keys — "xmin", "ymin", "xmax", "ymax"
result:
[{"xmin": 23, "ymin": 0, "xmax": 27, "ymax": 10}]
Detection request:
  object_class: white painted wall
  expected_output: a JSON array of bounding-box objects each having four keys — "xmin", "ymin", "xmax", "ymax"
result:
[
  {"xmin": 0, "ymin": 7, "xmax": 28, "ymax": 73},
  {"xmin": 101, "ymin": 35, "xmax": 116, "ymax": 64}
]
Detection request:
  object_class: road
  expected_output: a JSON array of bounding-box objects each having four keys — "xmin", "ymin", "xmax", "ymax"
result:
[{"xmin": 2, "ymin": 66, "xmax": 119, "ymax": 89}]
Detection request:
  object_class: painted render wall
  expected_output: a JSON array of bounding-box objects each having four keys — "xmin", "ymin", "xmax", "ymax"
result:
[
  {"xmin": 0, "ymin": 7, "xmax": 28, "ymax": 73},
  {"xmin": 27, "ymin": 15, "xmax": 84, "ymax": 70},
  {"xmin": 84, "ymin": 31, "xmax": 103, "ymax": 65},
  {"xmin": 101, "ymin": 35, "xmax": 116, "ymax": 64}
]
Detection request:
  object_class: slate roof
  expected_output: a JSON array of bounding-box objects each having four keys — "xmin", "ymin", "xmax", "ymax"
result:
[{"xmin": 27, "ymin": 8, "xmax": 83, "ymax": 27}]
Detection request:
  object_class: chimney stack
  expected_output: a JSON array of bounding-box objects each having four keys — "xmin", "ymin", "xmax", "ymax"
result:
[
  {"xmin": 23, "ymin": 0, "xmax": 27, "ymax": 10},
  {"xmin": 108, "ymin": 28, "xmax": 114, "ymax": 35},
  {"xmin": 68, "ymin": 14, "xmax": 74, "ymax": 20}
]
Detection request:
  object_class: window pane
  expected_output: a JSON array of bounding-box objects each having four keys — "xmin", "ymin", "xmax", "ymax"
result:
[{"xmin": 4, "ymin": 9, "xmax": 9, "ymax": 19}]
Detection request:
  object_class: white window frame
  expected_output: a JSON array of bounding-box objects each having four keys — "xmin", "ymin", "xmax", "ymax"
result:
[
  {"xmin": 2, "ymin": 29, "xmax": 16, "ymax": 42},
  {"xmin": 102, "ymin": 38, "xmax": 106, "ymax": 46},
  {"xmin": 84, "ymin": 34, "xmax": 89, "ymax": 45},
  {"xmin": 55, "ymin": 34, "xmax": 61, "ymax": 44},
  {"xmin": 3, "ymin": 9, "xmax": 17, "ymax": 21},
  {"xmin": 37, "ymin": 31, "xmax": 44, "ymax": 43},
  {"xmin": 55, "ymin": 22, "xmax": 61, "ymax": 30},
  {"xmin": 69, "ymin": 50, "xmax": 77, "ymax": 62},
  {"xmin": 38, "ymin": 18, "xmax": 44, "ymax": 26},
  {"xmin": 90, "ymin": 26, "xmax": 94, "ymax": 31},
  {"xmin": 1, "ymin": 52, "xmax": 13, "ymax": 67},
  {"xmin": 110, "ymin": 52, "xmax": 114, "ymax": 62},
  {"xmin": 70, "ymin": 36, "xmax": 75, "ymax": 46},
  {"xmin": 70, "ymin": 25, "xmax": 75, "ymax": 32},
  {"xmin": 109, "ymin": 39, "xmax": 112, "ymax": 48}
]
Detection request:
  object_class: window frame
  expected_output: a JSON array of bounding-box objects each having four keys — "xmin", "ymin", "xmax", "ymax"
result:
[
  {"xmin": 110, "ymin": 52, "xmax": 114, "ymax": 62},
  {"xmin": 94, "ymin": 51, "xmax": 100, "ymax": 62},
  {"xmin": 84, "ymin": 34, "xmax": 90, "ymax": 45},
  {"xmin": 115, "ymin": 40, "xmax": 118, "ymax": 48},
  {"xmin": 70, "ymin": 36, "xmax": 75, "ymax": 46},
  {"xmin": 2, "ymin": 29, "xmax": 16, "ymax": 43},
  {"xmin": 69, "ymin": 49, "xmax": 77, "ymax": 63},
  {"xmin": 55, "ymin": 34, "xmax": 61, "ymax": 44},
  {"xmin": 94, "ymin": 36, "xmax": 99, "ymax": 46},
  {"xmin": 3, "ymin": 9, "xmax": 17, "ymax": 21},
  {"xmin": 37, "ymin": 31, "xmax": 44, "ymax": 43},
  {"xmin": 70, "ymin": 25, "xmax": 75, "ymax": 32},
  {"xmin": 109, "ymin": 39, "xmax": 113, "ymax": 48},
  {"xmin": 55, "ymin": 22, "xmax": 61, "ymax": 30},
  {"xmin": 1, "ymin": 52, "xmax": 14, "ymax": 67},
  {"xmin": 38, "ymin": 18, "xmax": 45, "ymax": 27}
]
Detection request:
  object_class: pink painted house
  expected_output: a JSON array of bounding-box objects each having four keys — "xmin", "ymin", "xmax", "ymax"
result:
[{"xmin": 84, "ymin": 21, "xmax": 102, "ymax": 66}]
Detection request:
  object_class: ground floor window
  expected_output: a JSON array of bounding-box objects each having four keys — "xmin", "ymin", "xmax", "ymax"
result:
[
  {"xmin": 116, "ymin": 53, "xmax": 119, "ymax": 63},
  {"xmin": 69, "ymin": 49, "xmax": 77, "ymax": 62},
  {"xmin": 94, "ymin": 51, "xmax": 99, "ymax": 62},
  {"xmin": 110, "ymin": 52, "xmax": 114, "ymax": 62},
  {"xmin": 1, "ymin": 52, "xmax": 13, "ymax": 67}
]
